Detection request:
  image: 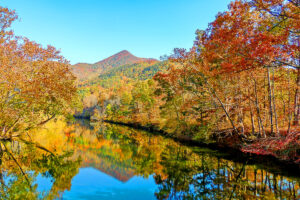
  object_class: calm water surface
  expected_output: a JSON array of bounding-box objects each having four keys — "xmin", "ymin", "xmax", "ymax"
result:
[{"xmin": 1, "ymin": 120, "xmax": 299, "ymax": 199}]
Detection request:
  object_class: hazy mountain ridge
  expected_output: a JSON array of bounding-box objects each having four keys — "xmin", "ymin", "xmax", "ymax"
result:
[{"xmin": 72, "ymin": 50, "xmax": 157, "ymax": 80}]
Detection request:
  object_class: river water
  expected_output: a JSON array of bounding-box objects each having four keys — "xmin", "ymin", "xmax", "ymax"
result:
[{"xmin": 1, "ymin": 119, "xmax": 299, "ymax": 199}]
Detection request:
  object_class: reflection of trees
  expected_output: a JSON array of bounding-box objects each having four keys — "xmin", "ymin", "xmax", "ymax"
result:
[
  {"xmin": 0, "ymin": 139, "xmax": 81, "ymax": 200},
  {"xmin": 95, "ymin": 123, "xmax": 299, "ymax": 200},
  {"xmin": 151, "ymin": 147, "xmax": 299, "ymax": 199},
  {"xmin": 25, "ymin": 120, "xmax": 298, "ymax": 199}
]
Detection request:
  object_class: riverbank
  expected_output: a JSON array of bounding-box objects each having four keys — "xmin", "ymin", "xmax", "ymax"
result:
[{"xmin": 102, "ymin": 119, "xmax": 300, "ymax": 172}]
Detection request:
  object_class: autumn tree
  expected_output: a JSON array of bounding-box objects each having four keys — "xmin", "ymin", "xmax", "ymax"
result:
[
  {"xmin": 249, "ymin": 0, "xmax": 300, "ymax": 126},
  {"xmin": 0, "ymin": 6, "xmax": 77, "ymax": 139},
  {"xmin": 193, "ymin": 0, "xmax": 299, "ymax": 136}
]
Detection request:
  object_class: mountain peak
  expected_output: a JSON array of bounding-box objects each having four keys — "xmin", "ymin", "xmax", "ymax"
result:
[
  {"xmin": 72, "ymin": 50, "xmax": 158, "ymax": 80},
  {"xmin": 118, "ymin": 50, "xmax": 131, "ymax": 55}
]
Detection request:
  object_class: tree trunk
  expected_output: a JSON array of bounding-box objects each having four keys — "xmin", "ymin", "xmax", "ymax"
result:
[
  {"xmin": 207, "ymin": 83, "xmax": 238, "ymax": 134},
  {"xmin": 267, "ymin": 67, "xmax": 274, "ymax": 134},
  {"xmin": 288, "ymin": 69, "xmax": 292, "ymax": 134},
  {"xmin": 254, "ymin": 79, "xmax": 266, "ymax": 137},
  {"xmin": 271, "ymin": 68, "xmax": 280, "ymax": 136},
  {"xmin": 254, "ymin": 79, "xmax": 265, "ymax": 137},
  {"xmin": 293, "ymin": 67, "xmax": 300, "ymax": 126},
  {"xmin": 249, "ymin": 97, "xmax": 255, "ymax": 135},
  {"xmin": 238, "ymin": 87, "xmax": 244, "ymax": 135}
]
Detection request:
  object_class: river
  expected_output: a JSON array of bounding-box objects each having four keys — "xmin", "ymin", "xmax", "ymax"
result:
[{"xmin": 0, "ymin": 119, "xmax": 299, "ymax": 199}]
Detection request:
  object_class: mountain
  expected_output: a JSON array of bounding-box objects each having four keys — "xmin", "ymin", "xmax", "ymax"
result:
[
  {"xmin": 72, "ymin": 50, "xmax": 157, "ymax": 80},
  {"xmin": 98, "ymin": 61, "xmax": 167, "ymax": 80},
  {"xmin": 80, "ymin": 61, "xmax": 167, "ymax": 88}
]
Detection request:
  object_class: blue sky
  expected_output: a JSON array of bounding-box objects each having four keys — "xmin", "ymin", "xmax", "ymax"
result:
[{"xmin": 2, "ymin": 0, "xmax": 232, "ymax": 64}]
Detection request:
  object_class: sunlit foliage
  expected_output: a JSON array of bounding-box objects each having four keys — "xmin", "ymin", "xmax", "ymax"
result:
[{"xmin": 0, "ymin": 6, "xmax": 76, "ymax": 139}]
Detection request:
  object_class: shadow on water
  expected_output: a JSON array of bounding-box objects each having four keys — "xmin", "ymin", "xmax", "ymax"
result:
[{"xmin": 0, "ymin": 119, "xmax": 299, "ymax": 199}]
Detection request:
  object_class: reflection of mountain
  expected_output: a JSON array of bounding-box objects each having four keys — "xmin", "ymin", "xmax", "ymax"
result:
[
  {"xmin": 76, "ymin": 148, "xmax": 135, "ymax": 183},
  {"xmin": 69, "ymin": 120, "xmax": 137, "ymax": 182}
]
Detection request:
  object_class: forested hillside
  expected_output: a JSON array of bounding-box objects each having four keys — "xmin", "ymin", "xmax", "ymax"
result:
[
  {"xmin": 72, "ymin": 50, "xmax": 157, "ymax": 80},
  {"xmin": 81, "ymin": 61, "xmax": 167, "ymax": 88},
  {"xmin": 74, "ymin": 54, "xmax": 167, "ymax": 119}
]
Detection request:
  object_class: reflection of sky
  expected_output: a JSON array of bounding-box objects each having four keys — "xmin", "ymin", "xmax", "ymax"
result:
[
  {"xmin": 36, "ymin": 167, "xmax": 157, "ymax": 200},
  {"xmin": 35, "ymin": 173, "xmax": 53, "ymax": 197}
]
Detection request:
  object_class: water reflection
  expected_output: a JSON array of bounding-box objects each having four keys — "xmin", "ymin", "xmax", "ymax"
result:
[
  {"xmin": 0, "ymin": 120, "xmax": 299, "ymax": 199},
  {"xmin": 0, "ymin": 140, "xmax": 81, "ymax": 199}
]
